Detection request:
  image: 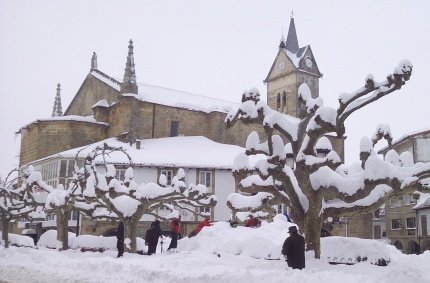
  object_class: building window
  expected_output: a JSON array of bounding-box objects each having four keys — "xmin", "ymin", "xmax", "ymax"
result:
[
  {"xmin": 390, "ymin": 197, "xmax": 401, "ymax": 208},
  {"xmin": 403, "ymin": 194, "xmax": 412, "ymax": 205},
  {"xmin": 46, "ymin": 214, "xmax": 55, "ymax": 221},
  {"xmin": 115, "ymin": 169, "xmax": 126, "ymax": 181},
  {"xmin": 275, "ymin": 204, "xmax": 285, "ymax": 214},
  {"xmin": 69, "ymin": 210, "xmax": 79, "ymax": 221},
  {"xmin": 41, "ymin": 161, "xmax": 59, "ymax": 188},
  {"xmin": 421, "ymin": 215, "xmax": 428, "ymax": 236},
  {"xmin": 161, "ymin": 169, "xmax": 174, "ymax": 186},
  {"xmin": 58, "ymin": 159, "xmax": 84, "ymax": 188},
  {"xmin": 199, "ymin": 207, "xmax": 211, "ymax": 214},
  {"xmin": 199, "ymin": 170, "xmax": 212, "ymax": 192},
  {"xmin": 276, "ymin": 93, "xmax": 280, "ymax": 109},
  {"xmin": 391, "ymin": 219, "xmax": 402, "ymax": 230},
  {"xmin": 170, "ymin": 121, "xmax": 179, "ymax": 137},
  {"xmin": 406, "ymin": 217, "xmax": 416, "ymax": 229},
  {"xmin": 374, "ymin": 225, "xmax": 382, "ymax": 239}
]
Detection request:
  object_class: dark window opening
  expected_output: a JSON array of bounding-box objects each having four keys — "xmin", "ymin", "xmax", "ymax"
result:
[{"xmin": 170, "ymin": 121, "xmax": 179, "ymax": 137}]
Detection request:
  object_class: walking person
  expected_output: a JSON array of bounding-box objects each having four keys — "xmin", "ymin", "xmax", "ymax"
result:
[
  {"xmin": 145, "ymin": 220, "xmax": 162, "ymax": 255},
  {"xmin": 168, "ymin": 216, "xmax": 181, "ymax": 250},
  {"xmin": 281, "ymin": 226, "xmax": 305, "ymax": 269},
  {"xmin": 116, "ymin": 221, "xmax": 124, "ymax": 258}
]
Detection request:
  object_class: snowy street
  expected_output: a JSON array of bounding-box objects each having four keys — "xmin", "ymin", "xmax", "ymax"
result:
[
  {"xmin": 1, "ymin": 219, "xmax": 430, "ymax": 283},
  {"xmin": 1, "ymin": 246, "xmax": 429, "ymax": 283}
]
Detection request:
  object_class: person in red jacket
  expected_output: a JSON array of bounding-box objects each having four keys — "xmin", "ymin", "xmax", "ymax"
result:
[
  {"xmin": 167, "ymin": 216, "xmax": 181, "ymax": 250},
  {"xmin": 189, "ymin": 217, "xmax": 211, "ymax": 237}
]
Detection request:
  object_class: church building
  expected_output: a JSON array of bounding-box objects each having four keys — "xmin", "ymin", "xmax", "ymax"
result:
[{"xmin": 15, "ymin": 17, "xmax": 373, "ymax": 240}]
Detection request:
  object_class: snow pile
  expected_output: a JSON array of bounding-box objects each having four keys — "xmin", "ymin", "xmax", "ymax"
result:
[
  {"xmin": 321, "ymin": 236, "xmax": 392, "ymax": 265},
  {"xmin": 179, "ymin": 215, "xmax": 291, "ymax": 259},
  {"xmin": 0, "ymin": 232, "xmax": 35, "ymax": 248},
  {"xmin": 37, "ymin": 230, "xmax": 76, "ymax": 249},
  {"xmin": 71, "ymin": 235, "xmax": 147, "ymax": 252},
  {"xmin": 179, "ymin": 216, "xmax": 393, "ymax": 264}
]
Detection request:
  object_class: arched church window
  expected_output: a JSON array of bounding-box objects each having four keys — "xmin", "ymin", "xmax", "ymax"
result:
[
  {"xmin": 283, "ymin": 91, "xmax": 287, "ymax": 108},
  {"xmin": 277, "ymin": 93, "xmax": 280, "ymax": 109}
]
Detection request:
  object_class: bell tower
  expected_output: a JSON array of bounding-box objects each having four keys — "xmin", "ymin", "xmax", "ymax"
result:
[{"xmin": 264, "ymin": 15, "xmax": 322, "ymax": 119}]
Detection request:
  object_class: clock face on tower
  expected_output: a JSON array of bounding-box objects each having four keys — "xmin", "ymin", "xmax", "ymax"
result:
[{"xmin": 279, "ymin": 61, "xmax": 285, "ymax": 70}]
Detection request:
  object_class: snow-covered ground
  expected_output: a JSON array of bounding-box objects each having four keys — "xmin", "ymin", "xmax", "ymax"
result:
[{"xmin": 1, "ymin": 216, "xmax": 429, "ymax": 283}]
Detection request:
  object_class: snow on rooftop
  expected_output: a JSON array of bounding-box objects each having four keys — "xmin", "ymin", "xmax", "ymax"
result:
[
  {"xmin": 90, "ymin": 70, "xmax": 120, "ymax": 91},
  {"xmin": 20, "ymin": 115, "xmax": 108, "ymax": 131},
  {"xmin": 378, "ymin": 127, "xmax": 430, "ymax": 153},
  {"xmin": 125, "ymin": 83, "xmax": 239, "ymax": 114},
  {"xmin": 283, "ymin": 46, "xmax": 309, "ymax": 68},
  {"xmin": 92, "ymin": 99, "xmax": 110, "ymax": 108},
  {"xmin": 91, "ymin": 69, "xmax": 239, "ymax": 114},
  {"xmin": 34, "ymin": 136, "xmax": 252, "ymax": 169}
]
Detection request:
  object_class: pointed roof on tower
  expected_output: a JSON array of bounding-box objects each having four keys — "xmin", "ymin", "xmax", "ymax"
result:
[
  {"xmin": 264, "ymin": 14, "xmax": 322, "ymax": 83},
  {"xmin": 285, "ymin": 13, "xmax": 299, "ymax": 53},
  {"xmin": 120, "ymin": 39, "xmax": 138, "ymax": 94},
  {"xmin": 52, "ymin": 83, "xmax": 63, "ymax": 117}
]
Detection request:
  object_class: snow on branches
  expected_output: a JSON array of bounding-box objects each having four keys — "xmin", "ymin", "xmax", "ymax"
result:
[
  {"xmin": 70, "ymin": 143, "xmax": 217, "ymax": 253},
  {"xmin": 225, "ymin": 60, "xmax": 429, "ymax": 259}
]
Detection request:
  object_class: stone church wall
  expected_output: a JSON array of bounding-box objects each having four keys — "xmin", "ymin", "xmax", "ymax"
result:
[
  {"xmin": 64, "ymin": 74, "xmax": 120, "ymax": 116},
  {"xmin": 20, "ymin": 120, "xmax": 107, "ymax": 166}
]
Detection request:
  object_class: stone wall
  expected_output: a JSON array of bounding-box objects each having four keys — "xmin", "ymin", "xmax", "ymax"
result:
[
  {"xmin": 331, "ymin": 214, "xmax": 373, "ymax": 238},
  {"xmin": 20, "ymin": 120, "xmax": 107, "ymax": 166},
  {"xmin": 64, "ymin": 74, "xmax": 120, "ymax": 116}
]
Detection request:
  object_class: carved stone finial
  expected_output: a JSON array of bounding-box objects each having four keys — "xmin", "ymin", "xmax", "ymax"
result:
[
  {"xmin": 91, "ymin": 52, "xmax": 98, "ymax": 70},
  {"xmin": 121, "ymin": 39, "xmax": 138, "ymax": 94},
  {"xmin": 52, "ymin": 83, "xmax": 63, "ymax": 117},
  {"xmin": 279, "ymin": 27, "xmax": 286, "ymax": 49}
]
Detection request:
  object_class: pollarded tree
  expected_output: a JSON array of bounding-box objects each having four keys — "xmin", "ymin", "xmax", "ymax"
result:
[
  {"xmin": 14, "ymin": 163, "xmax": 101, "ymax": 251},
  {"xmin": 76, "ymin": 143, "xmax": 217, "ymax": 253},
  {"xmin": 226, "ymin": 60, "xmax": 430, "ymax": 259},
  {"xmin": 0, "ymin": 168, "xmax": 46, "ymax": 247}
]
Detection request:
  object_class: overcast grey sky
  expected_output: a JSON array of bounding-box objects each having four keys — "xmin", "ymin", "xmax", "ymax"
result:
[{"xmin": 1, "ymin": 0, "xmax": 429, "ymax": 177}]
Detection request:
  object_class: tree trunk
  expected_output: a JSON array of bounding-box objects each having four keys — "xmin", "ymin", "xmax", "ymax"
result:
[
  {"xmin": 304, "ymin": 209, "xmax": 322, "ymax": 259},
  {"xmin": 56, "ymin": 210, "xmax": 70, "ymax": 250},
  {"xmin": 2, "ymin": 217, "xmax": 10, "ymax": 248},
  {"xmin": 124, "ymin": 219, "xmax": 138, "ymax": 253}
]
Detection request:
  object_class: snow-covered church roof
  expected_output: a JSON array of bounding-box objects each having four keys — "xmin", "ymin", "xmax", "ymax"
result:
[
  {"xmin": 90, "ymin": 70, "xmax": 238, "ymax": 114},
  {"xmin": 32, "ymin": 136, "xmax": 250, "ymax": 169}
]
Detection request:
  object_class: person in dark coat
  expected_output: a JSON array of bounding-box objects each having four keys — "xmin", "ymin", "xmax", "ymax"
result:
[
  {"xmin": 116, "ymin": 221, "xmax": 124, "ymax": 258},
  {"xmin": 145, "ymin": 220, "xmax": 162, "ymax": 255},
  {"xmin": 167, "ymin": 216, "xmax": 181, "ymax": 250},
  {"xmin": 281, "ymin": 226, "xmax": 305, "ymax": 269}
]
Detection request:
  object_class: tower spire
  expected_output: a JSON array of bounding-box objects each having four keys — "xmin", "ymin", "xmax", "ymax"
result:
[
  {"xmin": 285, "ymin": 13, "xmax": 299, "ymax": 53},
  {"xmin": 52, "ymin": 83, "xmax": 63, "ymax": 117},
  {"xmin": 279, "ymin": 26, "xmax": 286, "ymax": 49},
  {"xmin": 91, "ymin": 52, "xmax": 98, "ymax": 70},
  {"xmin": 120, "ymin": 39, "xmax": 138, "ymax": 94}
]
